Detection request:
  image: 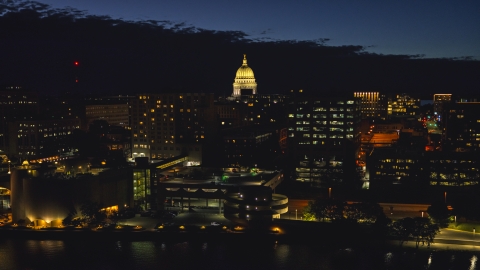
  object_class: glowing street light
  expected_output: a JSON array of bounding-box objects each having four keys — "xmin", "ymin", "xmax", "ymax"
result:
[{"xmin": 295, "ymin": 209, "xmax": 297, "ymax": 220}]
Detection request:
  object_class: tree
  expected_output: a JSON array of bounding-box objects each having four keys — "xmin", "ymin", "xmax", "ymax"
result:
[
  {"xmin": 411, "ymin": 217, "xmax": 440, "ymax": 248},
  {"xmin": 302, "ymin": 201, "xmax": 317, "ymax": 221},
  {"xmin": 345, "ymin": 202, "xmax": 385, "ymax": 224},
  {"xmin": 62, "ymin": 209, "xmax": 78, "ymax": 226},
  {"xmin": 390, "ymin": 217, "xmax": 415, "ymax": 246},
  {"xmin": 312, "ymin": 198, "xmax": 344, "ymax": 222},
  {"xmin": 389, "ymin": 217, "xmax": 440, "ymax": 248},
  {"xmin": 427, "ymin": 201, "xmax": 451, "ymax": 228},
  {"xmin": 80, "ymin": 201, "xmax": 104, "ymax": 223}
]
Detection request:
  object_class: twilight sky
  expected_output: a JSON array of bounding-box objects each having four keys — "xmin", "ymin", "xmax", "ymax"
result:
[{"xmin": 36, "ymin": 0, "xmax": 480, "ymax": 59}]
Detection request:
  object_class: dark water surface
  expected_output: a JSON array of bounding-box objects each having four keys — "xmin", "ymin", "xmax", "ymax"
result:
[{"xmin": 0, "ymin": 238, "xmax": 479, "ymax": 270}]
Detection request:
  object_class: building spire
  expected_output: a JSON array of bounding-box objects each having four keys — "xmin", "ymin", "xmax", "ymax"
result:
[{"xmin": 243, "ymin": 54, "xmax": 247, "ymax": 66}]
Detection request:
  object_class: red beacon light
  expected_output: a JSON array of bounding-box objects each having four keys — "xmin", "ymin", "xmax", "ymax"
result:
[{"xmin": 74, "ymin": 61, "xmax": 79, "ymax": 66}]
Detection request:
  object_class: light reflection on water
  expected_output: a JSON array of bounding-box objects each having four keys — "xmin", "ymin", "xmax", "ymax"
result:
[{"xmin": 0, "ymin": 239, "xmax": 480, "ymax": 270}]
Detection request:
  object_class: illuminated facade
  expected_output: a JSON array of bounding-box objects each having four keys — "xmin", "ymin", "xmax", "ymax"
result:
[
  {"xmin": 232, "ymin": 54, "xmax": 257, "ymax": 97},
  {"xmin": 86, "ymin": 104, "xmax": 130, "ymax": 128},
  {"xmin": 0, "ymin": 86, "xmax": 39, "ymax": 155},
  {"xmin": 224, "ymin": 186, "xmax": 288, "ymax": 226},
  {"xmin": 287, "ymin": 95, "xmax": 361, "ymax": 186},
  {"xmin": 215, "ymin": 94, "xmax": 290, "ymax": 129},
  {"xmin": 444, "ymin": 102, "xmax": 480, "ymax": 152},
  {"xmin": 433, "ymin": 94, "xmax": 452, "ymax": 117},
  {"xmin": 368, "ymin": 148, "xmax": 480, "ymax": 188},
  {"xmin": 10, "ymin": 164, "xmax": 132, "ymax": 227},
  {"xmin": 388, "ymin": 93, "xmax": 420, "ymax": 117},
  {"xmin": 6, "ymin": 118, "xmax": 81, "ymax": 160},
  {"xmin": 353, "ymin": 92, "xmax": 387, "ymax": 119},
  {"xmin": 131, "ymin": 93, "xmax": 215, "ymax": 163}
]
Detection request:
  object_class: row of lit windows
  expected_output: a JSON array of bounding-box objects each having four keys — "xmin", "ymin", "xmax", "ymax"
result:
[
  {"xmin": 295, "ymin": 121, "xmax": 347, "ymax": 125},
  {"xmin": 290, "ymin": 111, "xmax": 355, "ymax": 118},
  {"xmin": 297, "ymin": 140, "xmax": 344, "ymax": 145},
  {"xmin": 429, "ymin": 160, "xmax": 474, "ymax": 163},
  {"xmin": 379, "ymin": 159, "xmax": 415, "ymax": 163}
]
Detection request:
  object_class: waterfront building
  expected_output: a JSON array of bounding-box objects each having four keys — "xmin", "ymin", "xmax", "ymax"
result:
[{"xmin": 10, "ymin": 162, "xmax": 132, "ymax": 227}]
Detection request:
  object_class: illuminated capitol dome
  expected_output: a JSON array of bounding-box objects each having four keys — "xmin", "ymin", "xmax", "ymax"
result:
[{"xmin": 232, "ymin": 54, "xmax": 257, "ymax": 97}]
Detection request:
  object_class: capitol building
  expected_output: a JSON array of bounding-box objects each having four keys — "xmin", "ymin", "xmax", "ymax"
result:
[{"xmin": 232, "ymin": 54, "xmax": 257, "ymax": 98}]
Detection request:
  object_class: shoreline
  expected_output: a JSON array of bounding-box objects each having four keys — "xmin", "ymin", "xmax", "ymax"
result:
[{"xmin": 2, "ymin": 227, "xmax": 480, "ymax": 252}]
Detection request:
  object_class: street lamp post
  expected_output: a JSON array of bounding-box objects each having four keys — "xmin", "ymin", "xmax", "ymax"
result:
[
  {"xmin": 295, "ymin": 209, "xmax": 297, "ymax": 220},
  {"xmin": 328, "ymin": 187, "xmax": 332, "ymax": 199},
  {"xmin": 444, "ymin": 192, "xmax": 447, "ymax": 204}
]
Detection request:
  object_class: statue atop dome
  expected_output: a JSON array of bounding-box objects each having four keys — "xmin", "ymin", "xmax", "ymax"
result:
[{"xmin": 232, "ymin": 54, "xmax": 257, "ymax": 97}]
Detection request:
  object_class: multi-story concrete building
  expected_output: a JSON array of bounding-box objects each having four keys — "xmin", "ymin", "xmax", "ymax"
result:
[
  {"xmin": 130, "ymin": 93, "xmax": 215, "ymax": 164},
  {"xmin": 287, "ymin": 94, "xmax": 361, "ymax": 187}
]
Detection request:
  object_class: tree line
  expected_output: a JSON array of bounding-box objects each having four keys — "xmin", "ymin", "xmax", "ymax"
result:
[{"xmin": 302, "ymin": 198, "xmax": 450, "ymax": 248}]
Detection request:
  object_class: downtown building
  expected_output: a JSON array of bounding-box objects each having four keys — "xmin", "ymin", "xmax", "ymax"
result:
[
  {"xmin": 130, "ymin": 93, "xmax": 216, "ymax": 164},
  {"xmin": 287, "ymin": 93, "xmax": 362, "ymax": 187},
  {"xmin": 353, "ymin": 92, "xmax": 387, "ymax": 119},
  {"xmin": 83, "ymin": 95, "xmax": 135, "ymax": 129}
]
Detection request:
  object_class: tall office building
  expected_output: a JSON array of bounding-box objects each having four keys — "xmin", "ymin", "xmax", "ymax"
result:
[
  {"xmin": 85, "ymin": 104, "xmax": 130, "ymax": 128},
  {"xmin": 287, "ymin": 95, "xmax": 361, "ymax": 187},
  {"xmin": 130, "ymin": 93, "xmax": 215, "ymax": 164},
  {"xmin": 443, "ymin": 102, "xmax": 480, "ymax": 152},
  {"xmin": 433, "ymin": 94, "xmax": 452, "ymax": 121},
  {"xmin": 6, "ymin": 118, "xmax": 81, "ymax": 161},
  {"xmin": 353, "ymin": 92, "xmax": 387, "ymax": 119},
  {"xmin": 388, "ymin": 93, "xmax": 421, "ymax": 117},
  {"xmin": 0, "ymin": 86, "xmax": 39, "ymax": 155}
]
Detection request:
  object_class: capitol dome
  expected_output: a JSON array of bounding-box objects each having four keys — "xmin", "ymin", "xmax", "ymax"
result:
[
  {"xmin": 232, "ymin": 54, "xmax": 257, "ymax": 97},
  {"xmin": 235, "ymin": 55, "xmax": 255, "ymax": 79}
]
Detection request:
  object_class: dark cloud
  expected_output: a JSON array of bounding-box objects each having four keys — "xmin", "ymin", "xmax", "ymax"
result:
[{"xmin": 0, "ymin": 0, "xmax": 478, "ymax": 98}]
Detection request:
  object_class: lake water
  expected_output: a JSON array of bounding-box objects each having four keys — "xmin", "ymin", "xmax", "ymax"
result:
[{"xmin": 0, "ymin": 238, "xmax": 479, "ymax": 270}]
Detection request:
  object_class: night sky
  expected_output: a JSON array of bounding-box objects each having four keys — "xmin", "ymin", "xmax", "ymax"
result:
[
  {"xmin": 0, "ymin": 1, "xmax": 479, "ymax": 96},
  {"xmin": 36, "ymin": 0, "xmax": 480, "ymax": 59}
]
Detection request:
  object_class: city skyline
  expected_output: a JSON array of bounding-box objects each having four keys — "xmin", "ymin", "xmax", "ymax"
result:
[{"xmin": 1, "ymin": 1, "xmax": 479, "ymax": 97}]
